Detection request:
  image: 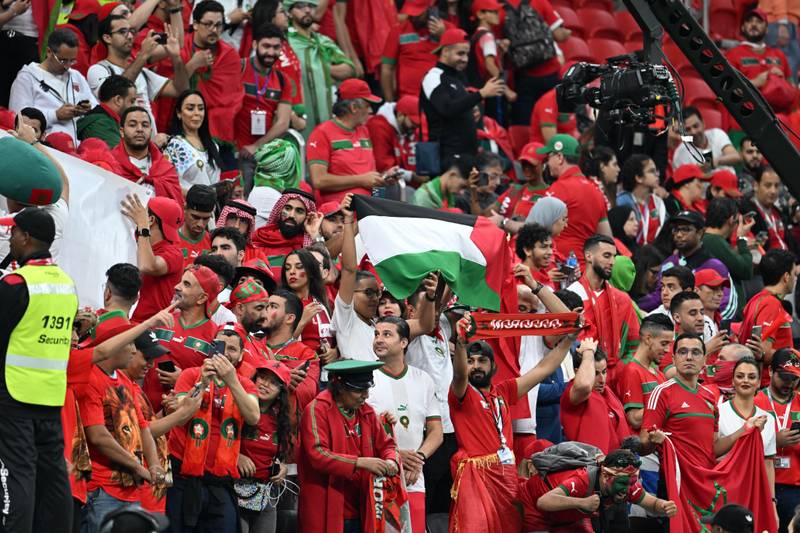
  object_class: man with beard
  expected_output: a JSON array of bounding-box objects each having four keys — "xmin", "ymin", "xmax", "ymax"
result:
[
  {"xmin": 144, "ymin": 265, "xmax": 222, "ymax": 412},
  {"xmin": 193, "ymin": 254, "xmax": 238, "ymax": 325},
  {"xmin": 234, "ymin": 23, "xmax": 291, "ymax": 163},
  {"xmin": 227, "ymin": 279, "xmax": 270, "ymax": 363},
  {"xmin": 380, "ymin": 0, "xmax": 449, "ymax": 102},
  {"xmin": 210, "ymin": 227, "xmax": 247, "ymax": 269},
  {"xmin": 112, "ymin": 106, "xmax": 182, "ymax": 203},
  {"xmin": 216, "ymin": 198, "xmax": 271, "ymax": 263},
  {"xmin": 737, "ymin": 137, "xmax": 763, "ymax": 196},
  {"xmin": 568, "ymin": 235, "xmax": 640, "ymax": 385},
  {"xmin": 420, "ymin": 28, "xmax": 505, "ymax": 163},
  {"xmin": 285, "ymin": 0, "xmax": 354, "ymax": 136},
  {"xmin": 740, "ymin": 166, "xmax": 794, "ymax": 253},
  {"xmin": 87, "ymin": 15, "xmax": 189, "ymax": 134},
  {"xmin": 661, "ymin": 210, "xmax": 736, "ymax": 320},
  {"xmin": 672, "ymin": 107, "xmax": 741, "ymax": 172},
  {"xmin": 447, "ymin": 313, "xmax": 574, "ymax": 533},
  {"xmin": 250, "ymin": 188, "xmax": 319, "ymax": 275},
  {"xmin": 179, "ymin": 185, "xmax": 216, "ymax": 268},
  {"xmin": 317, "ymin": 201, "xmax": 345, "ymax": 257},
  {"xmin": 727, "ymin": 9, "xmax": 794, "ymax": 113}
]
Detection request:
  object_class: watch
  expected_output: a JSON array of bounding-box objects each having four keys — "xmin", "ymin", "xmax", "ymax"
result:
[
  {"xmin": 136, "ymin": 227, "xmax": 151, "ymax": 238},
  {"xmin": 168, "ymin": 6, "xmax": 183, "ymax": 13},
  {"xmin": 313, "ymin": 235, "xmax": 325, "ymax": 243}
]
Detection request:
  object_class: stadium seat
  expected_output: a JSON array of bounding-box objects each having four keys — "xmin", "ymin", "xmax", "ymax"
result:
[
  {"xmin": 556, "ymin": 6, "xmax": 585, "ymax": 40},
  {"xmin": 574, "ymin": 0, "xmax": 614, "ymax": 10},
  {"xmin": 508, "ymin": 126, "xmax": 531, "ymax": 157},
  {"xmin": 623, "ymin": 38, "xmax": 643, "ymax": 54},
  {"xmin": 586, "ymin": 38, "xmax": 628, "ymax": 62},
  {"xmin": 681, "ymin": 77, "xmax": 718, "ymax": 107},
  {"xmin": 697, "ymin": 105, "xmax": 724, "ymax": 130},
  {"xmin": 710, "ymin": 0, "xmax": 740, "ymax": 40},
  {"xmin": 615, "ymin": 10, "xmax": 643, "ymax": 42},
  {"xmin": 551, "ymin": 0, "xmax": 574, "ymax": 8},
  {"xmin": 559, "ymin": 37, "xmax": 596, "ymax": 62},
  {"xmin": 578, "ymin": 8, "xmax": 624, "ymax": 41}
]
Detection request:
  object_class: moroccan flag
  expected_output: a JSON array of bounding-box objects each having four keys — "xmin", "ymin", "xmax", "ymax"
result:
[
  {"xmin": 352, "ymin": 195, "xmax": 509, "ymax": 311},
  {"xmin": 660, "ymin": 428, "xmax": 777, "ymax": 533}
]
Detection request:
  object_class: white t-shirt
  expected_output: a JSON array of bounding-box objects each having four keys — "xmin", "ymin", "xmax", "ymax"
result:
[
  {"xmin": 87, "ymin": 60, "xmax": 168, "ymax": 133},
  {"xmin": 406, "ymin": 316, "xmax": 454, "ymax": 433},
  {"xmin": 703, "ymin": 314, "xmax": 718, "ymax": 342},
  {"xmin": 366, "ymin": 365, "xmax": 440, "ymax": 493},
  {"xmin": 513, "ymin": 335, "xmax": 549, "ymax": 435},
  {"xmin": 672, "ymin": 128, "xmax": 734, "ymax": 170},
  {"xmin": 718, "ymin": 400, "xmax": 776, "ymax": 458},
  {"xmin": 331, "ymin": 293, "xmax": 377, "ymax": 361}
]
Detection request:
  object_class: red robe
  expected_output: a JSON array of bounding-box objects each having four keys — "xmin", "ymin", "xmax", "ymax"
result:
[
  {"xmin": 298, "ymin": 390, "xmax": 398, "ymax": 533},
  {"xmin": 111, "ymin": 142, "xmax": 183, "ymax": 204}
]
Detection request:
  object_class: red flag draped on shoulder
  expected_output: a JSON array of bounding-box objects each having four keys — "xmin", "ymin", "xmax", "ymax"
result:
[{"xmin": 660, "ymin": 428, "xmax": 777, "ymax": 533}]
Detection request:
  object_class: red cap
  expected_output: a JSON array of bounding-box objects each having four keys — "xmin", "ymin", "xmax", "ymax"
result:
[
  {"xmin": 523, "ymin": 438, "xmax": 554, "ymax": 459},
  {"xmin": 518, "ymin": 142, "xmax": 546, "ymax": 165},
  {"xmin": 70, "ymin": 0, "xmax": 101, "ymax": 20},
  {"xmin": 710, "ymin": 169, "xmax": 742, "ymax": 198},
  {"xmin": 254, "ymin": 359, "xmax": 292, "ymax": 386},
  {"xmin": 471, "ymin": 0, "xmax": 502, "ymax": 14},
  {"xmin": 671, "ymin": 164, "xmax": 710, "ymax": 185},
  {"xmin": 400, "ymin": 0, "xmax": 432, "ymax": 16},
  {"xmin": 98, "ymin": 1, "xmax": 122, "ymax": 20},
  {"xmin": 779, "ymin": 351, "xmax": 800, "ymax": 378},
  {"xmin": 319, "ymin": 201, "xmax": 343, "ymax": 218},
  {"xmin": 82, "ymin": 310, "xmax": 134, "ymax": 348},
  {"xmin": 220, "ymin": 169, "xmax": 240, "ymax": 182},
  {"xmin": 45, "ymin": 132, "xmax": 76, "ymax": 155},
  {"xmin": 395, "ymin": 95, "xmax": 421, "ymax": 125},
  {"xmin": 743, "ymin": 8, "xmax": 767, "ymax": 24},
  {"xmin": 338, "ymin": 79, "xmax": 382, "ymax": 104},
  {"xmin": 186, "ymin": 265, "xmax": 222, "ymax": 318},
  {"xmin": 694, "ymin": 268, "xmax": 730, "ymax": 289},
  {"xmin": 432, "ymin": 28, "xmax": 468, "ymax": 54},
  {"xmin": 148, "ymin": 197, "xmax": 183, "ymax": 242},
  {"xmin": 216, "ymin": 321, "xmax": 249, "ymax": 342}
]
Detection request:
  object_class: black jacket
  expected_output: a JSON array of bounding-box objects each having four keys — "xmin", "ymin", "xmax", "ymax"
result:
[{"xmin": 420, "ymin": 62, "xmax": 482, "ymax": 164}]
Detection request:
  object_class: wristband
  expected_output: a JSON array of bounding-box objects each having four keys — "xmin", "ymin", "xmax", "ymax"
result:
[
  {"xmin": 417, "ymin": 450, "xmax": 427, "ymax": 460},
  {"xmin": 532, "ymin": 282, "xmax": 544, "ymax": 295},
  {"xmin": 425, "ymin": 293, "xmax": 436, "ymax": 302},
  {"xmin": 168, "ymin": 6, "xmax": 183, "ymax": 13}
]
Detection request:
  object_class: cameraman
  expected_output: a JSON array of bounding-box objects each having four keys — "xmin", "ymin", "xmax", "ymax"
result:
[{"xmin": 671, "ymin": 106, "xmax": 741, "ymax": 172}]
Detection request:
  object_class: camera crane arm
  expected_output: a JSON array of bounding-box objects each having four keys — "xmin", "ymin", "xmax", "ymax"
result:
[{"xmin": 622, "ymin": 0, "xmax": 800, "ymax": 201}]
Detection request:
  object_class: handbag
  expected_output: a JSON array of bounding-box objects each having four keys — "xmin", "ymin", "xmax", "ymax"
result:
[
  {"xmin": 234, "ymin": 479, "xmax": 272, "ymax": 512},
  {"xmin": 414, "ymin": 141, "xmax": 441, "ymax": 177}
]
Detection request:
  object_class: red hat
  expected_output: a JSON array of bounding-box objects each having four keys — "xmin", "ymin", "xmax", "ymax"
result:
[
  {"xmin": 471, "ymin": 0, "xmax": 502, "ymax": 14},
  {"xmin": 254, "ymin": 359, "xmax": 292, "ymax": 386},
  {"xmin": 220, "ymin": 169, "xmax": 240, "ymax": 181},
  {"xmin": 671, "ymin": 164, "xmax": 710, "ymax": 185},
  {"xmin": 225, "ymin": 279, "xmax": 269, "ymax": 310},
  {"xmin": 778, "ymin": 351, "xmax": 800, "ymax": 378},
  {"xmin": 186, "ymin": 265, "xmax": 222, "ymax": 318},
  {"xmin": 98, "ymin": 1, "xmax": 122, "ymax": 20},
  {"xmin": 523, "ymin": 438, "xmax": 554, "ymax": 459},
  {"xmin": 432, "ymin": 28, "xmax": 468, "ymax": 54},
  {"xmin": 45, "ymin": 132, "xmax": 76, "ymax": 155},
  {"xmin": 319, "ymin": 201, "xmax": 343, "ymax": 218},
  {"xmin": 81, "ymin": 310, "xmax": 134, "ymax": 348},
  {"xmin": 338, "ymin": 79, "xmax": 381, "ymax": 104},
  {"xmin": 216, "ymin": 321, "xmax": 249, "ymax": 342},
  {"xmin": 148, "ymin": 197, "xmax": 183, "ymax": 242},
  {"xmin": 400, "ymin": 0, "xmax": 432, "ymax": 17},
  {"xmin": 395, "ymin": 95, "xmax": 421, "ymax": 125},
  {"xmin": 743, "ymin": 8, "xmax": 767, "ymax": 24},
  {"xmin": 709, "ymin": 169, "xmax": 742, "ymax": 198},
  {"xmin": 233, "ymin": 260, "xmax": 277, "ymax": 294},
  {"xmin": 518, "ymin": 142, "xmax": 546, "ymax": 165},
  {"xmin": 70, "ymin": 0, "xmax": 101, "ymax": 20},
  {"xmin": 694, "ymin": 268, "xmax": 730, "ymax": 289}
]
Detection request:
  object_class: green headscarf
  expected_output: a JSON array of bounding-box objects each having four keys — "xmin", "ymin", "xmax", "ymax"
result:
[
  {"xmin": 253, "ymin": 139, "xmax": 301, "ymax": 191},
  {"xmin": 610, "ymin": 255, "xmax": 636, "ymax": 293}
]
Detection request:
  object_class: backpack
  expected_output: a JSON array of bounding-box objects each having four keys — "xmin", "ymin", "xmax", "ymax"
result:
[
  {"xmin": 502, "ymin": 0, "xmax": 556, "ymax": 70},
  {"xmin": 531, "ymin": 441, "xmax": 602, "ymax": 496}
]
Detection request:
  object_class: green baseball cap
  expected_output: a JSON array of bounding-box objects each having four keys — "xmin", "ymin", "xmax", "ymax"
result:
[{"xmin": 535, "ymin": 134, "xmax": 579, "ymax": 157}]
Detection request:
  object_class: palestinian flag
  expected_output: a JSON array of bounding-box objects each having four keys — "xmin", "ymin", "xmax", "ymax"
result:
[{"xmin": 351, "ymin": 195, "xmax": 509, "ymax": 311}]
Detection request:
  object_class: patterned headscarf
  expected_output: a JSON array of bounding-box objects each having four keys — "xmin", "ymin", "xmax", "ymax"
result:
[
  {"xmin": 216, "ymin": 199, "xmax": 257, "ymax": 238},
  {"xmin": 266, "ymin": 190, "xmax": 317, "ymax": 247},
  {"xmin": 253, "ymin": 139, "xmax": 301, "ymax": 191}
]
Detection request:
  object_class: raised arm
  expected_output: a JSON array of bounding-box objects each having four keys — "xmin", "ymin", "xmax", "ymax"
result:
[
  {"xmin": 568, "ymin": 338, "xmax": 598, "ymax": 405},
  {"xmin": 450, "ymin": 313, "xmax": 472, "ymax": 401},
  {"xmin": 338, "ymin": 193, "xmax": 357, "ymax": 305},
  {"xmin": 517, "ymin": 334, "xmax": 572, "ymax": 399}
]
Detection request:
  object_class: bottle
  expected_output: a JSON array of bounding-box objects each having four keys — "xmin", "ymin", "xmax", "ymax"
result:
[{"xmin": 565, "ymin": 251, "xmax": 579, "ymax": 287}]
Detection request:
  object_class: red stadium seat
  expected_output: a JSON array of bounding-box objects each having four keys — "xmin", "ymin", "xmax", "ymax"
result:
[
  {"xmin": 578, "ymin": 8, "xmax": 624, "ymax": 41},
  {"xmin": 710, "ymin": 3, "xmax": 739, "ymax": 40},
  {"xmin": 551, "ymin": 0, "xmax": 575, "ymax": 8},
  {"xmin": 615, "ymin": 10, "xmax": 643, "ymax": 42},
  {"xmin": 586, "ymin": 38, "xmax": 628, "ymax": 62},
  {"xmin": 559, "ymin": 37, "xmax": 596, "ymax": 62},
  {"xmin": 556, "ymin": 6, "xmax": 585, "ymax": 39},
  {"xmin": 574, "ymin": 0, "xmax": 614, "ymax": 10},
  {"xmin": 624, "ymin": 38, "xmax": 643, "ymax": 54},
  {"xmin": 681, "ymin": 77, "xmax": 718, "ymax": 107},
  {"xmin": 508, "ymin": 126, "xmax": 531, "ymax": 157},
  {"xmin": 697, "ymin": 105, "xmax": 724, "ymax": 130}
]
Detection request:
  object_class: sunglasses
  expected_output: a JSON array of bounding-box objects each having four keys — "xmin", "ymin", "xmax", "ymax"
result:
[{"xmin": 354, "ymin": 288, "xmax": 380, "ymax": 298}]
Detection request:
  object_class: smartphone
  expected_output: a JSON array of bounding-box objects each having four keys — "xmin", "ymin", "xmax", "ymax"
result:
[
  {"xmin": 157, "ymin": 360, "xmax": 176, "ymax": 373},
  {"xmin": 300, "ymin": 359, "xmax": 311, "ymax": 372},
  {"xmin": 153, "ymin": 32, "xmax": 168, "ymax": 45},
  {"xmin": 702, "ymin": 150, "xmax": 713, "ymax": 166},
  {"xmin": 477, "ymin": 172, "xmax": 489, "ymax": 187},
  {"xmin": 791, "ymin": 421, "xmax": 800, "ymax": 433},
  {"xmin": 268, "ymin": 460, "xmax": 281, "ymax": 477},
  {"xmin": 744, "ymin": 211, "xmax": 756, "ymax": 221},
  {"xmin": 756, "ymin": 231, "xmax": 769, "ymax": 244},
  {"xmin": 427, "ymin": 6, "xmax": 439, "ymax": 19},
  {"xmin": 77, "ymin": 99, "xmax": 90, "ymax": 106},
  {"xmin": 751, "ymin": 325, "xmax": 763, "ymax": 340},
  {"xmin": 211, "ymin": 339, "xmax": 227, "ymax": 356}
]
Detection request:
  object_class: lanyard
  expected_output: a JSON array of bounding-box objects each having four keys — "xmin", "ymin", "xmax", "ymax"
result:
[
  {"xmin": 474, "ymin": 385, "xmax": 507, "ymax": 448},
  {"xmin": 753, "ymin": 199, "xmax": 788, "ymax": 250},
  {"xmin": 767, "ymin": 389, "xmax": 793, "ymax": 431}
]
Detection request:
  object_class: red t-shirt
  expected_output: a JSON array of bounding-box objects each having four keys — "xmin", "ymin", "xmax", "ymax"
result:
[
  {"xmin": 740, "ymin": 289, "xmax": 795, "ymax": 386},
  {"xmin": 546, "ymin": 166, "xmax": 609, "ymax": 267},
  {"xmin": 530, "ymin": 89, "xmax": 577, "ymax": 144},
  {"xmin": 501, "ymin": 0, "xmax": 561, "ymax": 77},
  {"xmin": 144, "ymin": 314, "xmax": 220, "ymax": 411},
  {"xmin": 168, "ymin": 366, "xmax": 257, "ymax": 467},
  {"xmin": 234, "ymin": 59, "xmax": 290, "ymax": 148},
  {"xmin": 131, "ymin": 240, "xmax": 184, "ymax": 323},
  {"xmin": 615, "ymin": 359, "xmax": 666, "ymax": 413},
  {"xmin": 560, "ymin": 382, "xmax": 630, "ymax": 454},
  {"xmin": 726, "ymin": 44, "xmax": 790, "ymax": 80},
  {"xmin": 755, "ymin": 390, "xmax": 800, "ymax": 486},
  {"xmin": 241, "ymin": 412, "xmax": 280, "ymax": 480},
  {"xmin": 642, "ymin": 378, "xmax": 719, "ymax": 468},
  {"xmin": 381, "ymin": 20, "xmax": 450, "ymax": 99},
  {"xmin": 494, "ymin": 182, "xmax": 549, "ymax": 219},
  {"xmin": 365, "ymin": 113, "xmax": 416, "ymax": 173},
  {"xmin": 520, "ymin": 467, "xmax": 646, "ymax": 530},
  {"xmin": 178, "ymin": 229, "xmax": 210, "ymax": 269},
  {"xmin": 448, "ymin": 379, "xmax": 518, "ymax": 457},
  {"xmin": 277, "ymin": 42, "xmax": 304, "ymax": 110},
  {"xmin": 472, "ymin": 28, "xmax": 499, "ymax": 82},
  {"xmin": 79, "ymin": 366, "xmax": 149, "ymax": 501},
  {"xmin": 307, "ymin": 119, "xmax": 376, "ymax": 204}
]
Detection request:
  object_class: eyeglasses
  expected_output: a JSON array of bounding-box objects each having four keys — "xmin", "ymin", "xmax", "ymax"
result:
[
  {"xmin": 354, "ymin": 288, "xmax": 380, "ymax": 298},
  {"xmin": 110, "ymin": 28, "xmax": 135, "ymax": 37},
  {"xmin": 196, "ymin": 20, "xmax": 224, "ymax": 31},
  {"xmin": 671, "ymin": 226, "xmax": 696, "ymax": 235},
  {"xmin": 50, "ymin": 50, "xmax": 78, "ymax": 66}
]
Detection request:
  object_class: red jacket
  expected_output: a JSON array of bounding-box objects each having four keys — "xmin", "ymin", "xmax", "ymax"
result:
[
  {"xmin": 366, "ymin": 112, "xmax": 416, "ymax": 173},
  {"xmin": 298, "ymin": 389, "xmax": 397, "ymax": 533},
  {"xmin": 111, "ymin": 142, "xmax": 183, "ymax": 204}
]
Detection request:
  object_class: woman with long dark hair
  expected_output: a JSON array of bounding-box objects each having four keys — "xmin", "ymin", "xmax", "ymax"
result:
[
  {"xmin": 236, "ymin": 361, "xmax": 294, "ymax": 533},
  {"xmin": 281, "ymin": 248, "xmax": 333, "ymax": 352},
  {"xmin": 164, "ymin": 90, "xmax": 223, "ymax": 189},
  {"xmin": 608, "ymin": 205, "xmax": 640, "ymax": 258},
  {"xmin": 630, "ymin": 245, "xmax": 665, "ymax": 300},
  {"xmin": 580, "ymin": 145, "xmax": 620, "ymax": 209}
]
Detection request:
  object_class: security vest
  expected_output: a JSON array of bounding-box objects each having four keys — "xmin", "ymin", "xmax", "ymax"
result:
[{"xmin": 5, "ymin": 263, "xmax": 78, "ymax": 406}]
